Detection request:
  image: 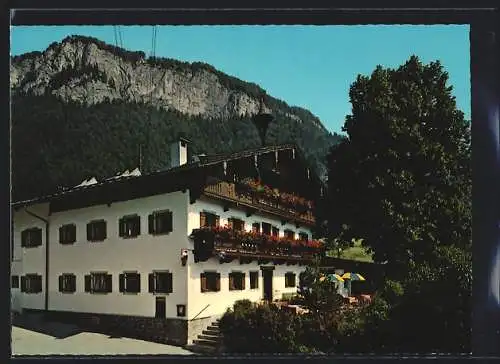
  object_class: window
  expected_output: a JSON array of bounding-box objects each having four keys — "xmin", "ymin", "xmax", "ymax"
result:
[
  {"xmin": 200, "ymin": 272, "xmax": 220, "ymax": 292},
  {"xmin": 148, "ymin": 210, "xmax": 173, "ymax": 235},
  {"xmin": 119, "ymin": 215, "xmax": 141, "ymax": 238},
  {"xmin": 284, "ymin": 230, "xmax": 295, "ymax": 240},
  {"xmin": 11, "ymin": 275, "xmax": 19, "ymax": 289},
  {"xmin": 250, "ymin": 271, "xmax": 259, "ymax": 289},
  {"xmin": 87, "ymin": 220, "xmax": 107, "ymax": 242},
  {"xmin": 228, "ymin": 218, "xmax": 245, "ymax": 231},
  {"xmin": 85, "ymin": 272, "xmax": 112, "ymax": 293},
  {"xmin": 272, "ymin": 226, "xmax": 280, "ymax": 237},
  {"xmin": 21, "ymin": 274, "xmax": 42, "ymax": 293},
  {"xmin": 229, "ymin": 272, "xmax": 245, "ymax": 291},
  {"xmin": 200, "ymin": 212, "xmax": 219, "ymax": 228},
  {"xmin": 119, "ymin": 272, "xmax": 141, "ymax": 293},
  {"xmin": 299, "ymin": 232, "xmax": 309, "ymax": 241},
  {"xmin": 59, "ymin": 274, "xmax": 76, "ymax": 293},
  {"xmin": 252, "ymin": 222, "xmax": 260, "ymax": 233},
  {"xmin": 262, "ymin": 222, "xmax": 271, "ymax": 235},
  {"xmin": 148, "ymin": 271, "xmax": 173, "ymax": 294},
  {"xmin": 21, "ymin": 228, "xmax": 42, "ymax": 248},
  {"xmin": 59, "ymin": 224, "xmax": 76, "ymax": 244},
  {"xmin": 285, "ymin": 272, "xmax": 296, "ymax": 288}
]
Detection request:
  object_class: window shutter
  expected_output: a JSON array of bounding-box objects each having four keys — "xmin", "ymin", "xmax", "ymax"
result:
[
  {"xmin": 148, "ymin": 273, "xmax": 155, "ymax": 293},
  {"xmin": 59, "ymin": 227, "xmax": 64, "ymax": 244},
  {"xmin": 21, "ymin": 276, "xmax": 26, "ymax": 292},
  {"xmin": 70, "ymin": 225, "xmax": 77, "ymax": 243},
  {"xmin": 200, "ymin": 273, "xmax": 207, "ymax": 292},
  {"xmin": 166, "ymin": 272, "xmax": 173, "ymax": 293},
  {"xmin": 241, "ymin": 273, "xmax": 246, "ymax": 290},
  {"xmin": 216, "ymin": 273, "xmax": 221, "ymax": 291},
  {"xmin": 106, "ymin": 274, "xmax": 112, "ymax": 292},
  {"xmin": 134, "ymin": 274, "xmax": 141, "ymax": 293},
  {"xmin": 119, "ymin": 274, "xmax": 125, "ymax": 292},
  {"xmin": 229, "ymin": 274, "xmax": 234, "ymax": 291},
  {"xmin": 118, "ymin": 218, "xmax": 125, "ymax": 237},
  {"xmin": 21, "ymin": 230, "xmax": 27, "ymax": 247},
  {"xmin": 36, "ymin": 276, "xmax": 43, "ymax": 293},
  {"xmin": 70, "ymin": 275, "xmax": 76, "ymax": 292},
  {"xmin": 166, "ymin": 211, "xmax": 173, "ymax": 233},
  {"xmin": 59, "ymin": 275, "xmax": 64, "ymax": 292},
  {"xmin": 215, "ymin": 215, "xmax": 220, "ymax": 227},
  {"xmin": 227, "ymin": 218, "xmax": 233, "ymax": 229},
  {"xmin": 135, "ymin": 216, "xmax": 141, "ymax": 236},
  {"xmin": 101, "ymin": 221, "xmax": 107, "ymax": 240},
  {"xmin": 148, "ymin": 214, "xmax": 155, "ymax": 234},
  {"xmin": 200, "ymin": 212, "xmax": 206, "ymax": 228},
  {"xmin": 37, "ymin": 228, "xmax": 43, "ymax": 246},
  {"xmin": 86, "ymin": 224, "xmax": 92, "ymax": 241},
  {"xmin": 84, "ymin": 274, "xmax": 91, "ymax": 292}
]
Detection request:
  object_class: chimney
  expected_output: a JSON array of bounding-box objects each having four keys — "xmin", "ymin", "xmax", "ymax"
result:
[{"xmin": 170, "ymin": 137, "xmax": 190, "ymax": 168}]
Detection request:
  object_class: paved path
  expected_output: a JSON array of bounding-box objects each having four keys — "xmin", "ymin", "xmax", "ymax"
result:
[{"xmin": 12, "ymin": 324, "xmax": 195, "ymax": 356}]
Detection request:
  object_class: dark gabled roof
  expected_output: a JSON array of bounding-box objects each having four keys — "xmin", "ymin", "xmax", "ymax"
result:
[{"xmin": 12, "ymin": 143, "xmax": 321, "ymax": 208}]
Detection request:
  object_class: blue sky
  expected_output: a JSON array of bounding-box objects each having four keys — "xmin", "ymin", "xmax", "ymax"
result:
[{"xmin": 10, "ymin": 25, "xmax": 470, "ymax": 134}]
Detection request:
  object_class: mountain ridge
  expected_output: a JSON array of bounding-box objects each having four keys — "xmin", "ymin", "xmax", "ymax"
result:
[{"xmin": 10, "ymin": 34, "xmax": 333, "ymax": 134}]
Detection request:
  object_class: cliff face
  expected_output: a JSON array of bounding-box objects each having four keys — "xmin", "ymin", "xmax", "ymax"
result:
[{"xmin": 10, "ymin": 35, "xmax": 328, "ymax": 132}]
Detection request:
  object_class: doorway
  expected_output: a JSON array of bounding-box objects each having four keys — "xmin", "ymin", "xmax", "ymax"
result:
[
  {"xmin": 262, "ymin": 269, "xmax": 273, "ymax": 301},
  {"xmin": 155, "ymin": 296, "xmax": 166, "ymax": 318}
]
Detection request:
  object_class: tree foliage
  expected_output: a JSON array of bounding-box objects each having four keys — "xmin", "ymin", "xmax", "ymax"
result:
[{"xmin": 326, "ymin": 56, "xmax": 471, "ymax": 274}]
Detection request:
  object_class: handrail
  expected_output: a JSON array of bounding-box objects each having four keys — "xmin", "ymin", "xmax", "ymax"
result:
[{"xmin": 191, "ymin": 303, "xmax": 210, "ymax": 321}]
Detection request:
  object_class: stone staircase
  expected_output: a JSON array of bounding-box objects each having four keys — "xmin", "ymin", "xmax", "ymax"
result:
[{"xmin": 186, "ymin": 319, "xmax": 222, "ymax": 355}]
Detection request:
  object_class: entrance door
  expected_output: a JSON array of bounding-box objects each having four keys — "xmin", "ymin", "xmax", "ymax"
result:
[
  {"xmin": 155, "ymin": 297, "xmax": 166, "ymax": 318},
  {"xmin": 262, "ymin": 269, "xmax": 273, "ymax": 301}
]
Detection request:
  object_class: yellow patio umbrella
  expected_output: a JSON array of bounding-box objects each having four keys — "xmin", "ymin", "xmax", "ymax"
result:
[
  {"xmin": 327, "ymin": 274, "xmax": 345, "ymax": 283},
  {"xmin": 341, "ymin": 272, "xmax": 366, "ymax": 281}
]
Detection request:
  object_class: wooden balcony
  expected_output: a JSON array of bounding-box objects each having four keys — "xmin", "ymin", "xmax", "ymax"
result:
[
  {"xmin": 203, "ymin": 181, "xmax": 315, "ymax": 226},
  {"xmin": 190, "ymin": 227, "xmax": 323, "ymax": 264}
]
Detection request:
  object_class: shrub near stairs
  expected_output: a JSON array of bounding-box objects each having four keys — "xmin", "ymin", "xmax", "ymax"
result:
[{"xmin": 219, "ymin": 300, "xmax": 306, "ymax": 354}]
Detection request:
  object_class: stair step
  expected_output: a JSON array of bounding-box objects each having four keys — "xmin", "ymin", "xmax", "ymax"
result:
[
  {"xmin": 202, "ymin": 328, "xmax": 220, "ymax": 335},
  {"xmin": 194, "ymin": 339, "xmax": 219, "ymax": 347},
  {"xmin": 198, "ymin": 334, "xmax": 220, "ymax": 341},
  {"xmin": 185, "ymin": 344, "xmax": 216, "ymax": 354},
  {"xmin": 206, "ymin": 325, "xmax": 219, "ymax": 331}
]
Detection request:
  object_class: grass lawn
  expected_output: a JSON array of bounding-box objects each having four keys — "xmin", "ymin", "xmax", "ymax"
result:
[{"xmin": 327, "ymin": 240, "xmax": 374, "ymax": 263}]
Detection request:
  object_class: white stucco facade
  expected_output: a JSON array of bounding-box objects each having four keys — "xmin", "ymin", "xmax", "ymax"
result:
[{"xmin": 11, "ymin": 190, "xmax": 311, "ymax": 322}]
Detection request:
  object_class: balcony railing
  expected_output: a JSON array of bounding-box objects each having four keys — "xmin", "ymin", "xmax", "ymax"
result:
[
  {"xmin": 190, "ymin": 226, "xmax": 324, "ymax": 263},
  {"xmin": 204, "ymin": 181, "xmax": 315, "ymax": 225}
]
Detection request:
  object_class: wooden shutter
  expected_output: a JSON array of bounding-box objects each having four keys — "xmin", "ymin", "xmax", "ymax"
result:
[
  {"xmin": 200, "ymin": 212, "xmax": 206, "ymax": 228},
  {"xmin": 20, "ymin": 276, "xmax": 26, "ymax": 292},
  {"xmin": 84, "ymin": 274, "xmax": 91, "ymax": 292},
  {"xmin": 70, "ymin": 225, "xmax": 77, "ymax": 243},
  {"xmin": 166, "ymin": 272, "xmax": 173, "ymax": 293},
  {"xmin": 21, "ymin": 230, "xmax": 27, "ymax": 247},
  {"xmin": 106, "ymin": 274, "xmax": 112, "ymax": 292},
  {"xmin": 119, "ymin": 274, "xmax": 125, "ymax": 292},
  {"xmin": 216, "ymin": 273, "xmax": 221, "ymax": 291},
  {"xmin": 86, "ymin": 224, "xmax": 92, "ymax": 241},
  {"xmin": 227, "ymin": 218, "xmax": 233, "ymax": 229},
  {"xmin": 133, "ymin": 273, "xmax": 141, "ymax": 293},
  {"xmin": 59, "ymin": 275, "xmax": 64, "ymax": 292},
  {"xmin": 215, "ymin": 215, "xmax": 220, "ymax": 227},
  {"xmin": 101, "ymin": 221, "xmax": 107, "ymax": 240},
  {"xmin": 241, "ymin": 273, "xmax": 246, "ymax": 290},
  {"xmin": 166, "ymin": 211, "xmax": 173, "ymax": 233},
  {"xmin": 70, "ymin": 275, "xmax": 76, "ymax": 292},
  {"xmin": 229, "ymin": 273, "xmax": 234, "ymax": 291},
  {"xmin": 119, "ymin": 218, "xmax": 125, "ymax": 237},
  {"xmin": 134, "ymin": 216, "xmax": 141, "ymax": 236},
  {"xmin": 200, "ymin": 273, "xmax": 207, "ymax": 292},
  {"xmin": 148, "ymin": 273, "xmax": 155, "ymax": 293},
  {"xmin": 59, "ymin": 227, "xmax": 64, "ymax": 244},
  {"xmin": 36, "ymin": 276, "xmax": 43, "ymax": 293},
  {"xmin": 148, "ymin": 214, "xmax": 155, "ymax": 234}
]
